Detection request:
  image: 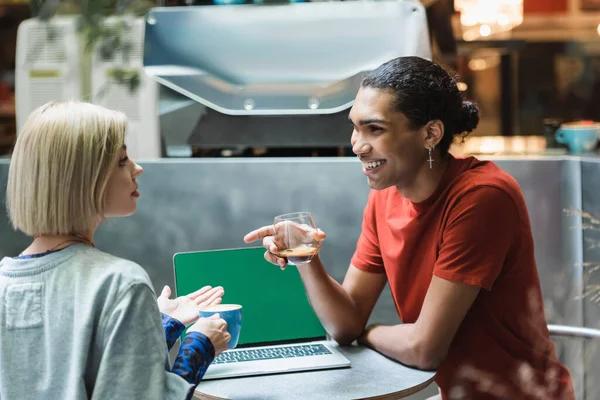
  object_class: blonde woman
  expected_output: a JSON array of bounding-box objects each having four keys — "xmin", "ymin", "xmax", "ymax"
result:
[{"xmin": 0, "ymin": 101, "xmax": 230, "ymax": 399}]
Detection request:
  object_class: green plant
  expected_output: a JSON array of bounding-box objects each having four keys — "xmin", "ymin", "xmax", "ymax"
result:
[
  {"xmin": 29, "ymin": 0, "xmax": 153, "ymax": 95},
  {"xmin": 79, "ymin": 14, "xmax": 143, "ymax": 95},
  {"xmin": 564, "ymin": 208, "xmax": 600, "ymax": 303}
]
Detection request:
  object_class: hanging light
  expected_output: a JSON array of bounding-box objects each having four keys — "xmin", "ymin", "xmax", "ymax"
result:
[{"xmin": 455, "ymin": 0, "xmax": 523, "ymax": 41}]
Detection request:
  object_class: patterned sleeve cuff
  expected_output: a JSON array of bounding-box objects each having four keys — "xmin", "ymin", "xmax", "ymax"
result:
[
  {"xmin": 172, "ymin": 331, "xmax": 216, "ymax": 385},
  {"xmin": 161, "ymin": 313, "xmax": 186, "ymax": 351}
]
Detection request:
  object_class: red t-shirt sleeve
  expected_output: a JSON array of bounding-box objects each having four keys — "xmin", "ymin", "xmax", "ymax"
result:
[
  {"xmin": 351, "ymin": 191, "xmax": 385, "ymax": 273},
  {"xmin": 434, "ymin": 186, "xmax": 519, "ymax": 291}
]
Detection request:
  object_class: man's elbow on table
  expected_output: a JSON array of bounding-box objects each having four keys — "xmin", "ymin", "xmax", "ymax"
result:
[
  {"xmin": 332, "ymin": 334, "xmax": 360, "ymax": 346},
  {"xmin": 329, "ymin": 324, "xmax": 364, "ymax": 346},
  {"xmin": 412, "ymin": 338, "xmax": 447, "ymax": 370}
]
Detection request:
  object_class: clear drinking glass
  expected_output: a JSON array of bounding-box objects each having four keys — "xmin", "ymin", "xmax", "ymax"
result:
[{"xmin": 273, "ymin": 212, "xmax": 321, "ymax": 265}]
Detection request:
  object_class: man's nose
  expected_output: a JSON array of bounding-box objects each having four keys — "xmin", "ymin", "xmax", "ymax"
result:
[{"xmin": 352, "ymin": 139, "xmax": 371, "ymax": 156}]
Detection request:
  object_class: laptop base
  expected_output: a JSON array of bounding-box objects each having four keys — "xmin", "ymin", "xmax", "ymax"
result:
[{"xmin": 202, "ymin": 340, "xmax": 351, "ymax": 380}]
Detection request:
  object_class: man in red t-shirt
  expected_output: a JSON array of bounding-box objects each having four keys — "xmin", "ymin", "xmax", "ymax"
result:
[{"xmin": 245, "ymin": 56, "xmax": 574, "ymax": 399}]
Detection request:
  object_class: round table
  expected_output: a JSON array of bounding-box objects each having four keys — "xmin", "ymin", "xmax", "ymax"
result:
[{"xmin": 194, "ymin": 341, "xmax": 436, "ymax": 400}]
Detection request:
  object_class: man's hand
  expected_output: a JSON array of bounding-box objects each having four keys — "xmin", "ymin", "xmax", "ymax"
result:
[
  {"xmin": 355, "ymin": 277, "xmax": 480, "ymax": 370},
  {"xmin": 157, "ymin": 285, "xmax": 224, "ymax": 327},
  {"xmin": 357, "ymin": 323, "xmax": 381, "ymax": 347},
  {"xmin": 244, "ymin": 222, "xmax": 326, "ymax": 270}
]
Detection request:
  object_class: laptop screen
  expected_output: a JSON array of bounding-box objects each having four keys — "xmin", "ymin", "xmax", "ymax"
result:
[{"xmin": 173, "ymin": 247, "xmax": 327, "ymax": 347}]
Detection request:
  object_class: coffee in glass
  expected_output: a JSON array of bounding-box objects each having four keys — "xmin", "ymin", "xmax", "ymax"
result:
[{"xmin": 273, "ymin": 212, "xmax": 321, "ymax": 265}]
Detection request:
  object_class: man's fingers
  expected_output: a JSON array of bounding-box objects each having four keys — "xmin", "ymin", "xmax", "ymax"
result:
[
  {"xmin": 264, "ymin": 251, "xmax": 287, "ymax": 270},
  {"xmin": 315, "ymin": 229, "xmax": 327, "ymax": 241},
  {"xmin": 264, "ymin": 250, "xmax": 279, "ymax": 265},
  {"xmin": 243, "ymin": 225, "xmax": 275, "ymax": 243},
  {"xmin": 262, "ymin": 236, "xmax": 278, "ymax": 253}
]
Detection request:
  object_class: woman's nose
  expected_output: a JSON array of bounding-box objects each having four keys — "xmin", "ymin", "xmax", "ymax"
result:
[{"xmin": 133, "ymin": 162, "xmax": 143, "ymax": 177}]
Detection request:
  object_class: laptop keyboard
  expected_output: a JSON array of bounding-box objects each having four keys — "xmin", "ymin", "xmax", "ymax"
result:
[{"xmin": 212, "ymin": 344, "xmax": 333, "ymax": 364}]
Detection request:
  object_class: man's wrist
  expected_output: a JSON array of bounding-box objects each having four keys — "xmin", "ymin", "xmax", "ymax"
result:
[{"xmin": 303, "ymin": 253, "xmax": 323, "ymax": 267}]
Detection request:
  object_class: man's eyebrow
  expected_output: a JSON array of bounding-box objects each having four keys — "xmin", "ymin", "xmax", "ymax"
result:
[{"xmin": 348, "ymin": 115, "xmax": 389, "ymax": 125}]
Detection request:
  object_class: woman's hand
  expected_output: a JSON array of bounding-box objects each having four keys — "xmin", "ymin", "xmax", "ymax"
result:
[
  {"xmin": 157, "ymin": 284, "xmax": 224, "ymax": 326},
  {"xmin": 188, "ymin": 314, "xmax": 231, "ymax": 356}
]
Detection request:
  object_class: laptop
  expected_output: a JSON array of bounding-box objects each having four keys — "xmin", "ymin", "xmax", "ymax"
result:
[{"xmin": 173, "ymin": 247, "xmax": 351, "ymax": 380}]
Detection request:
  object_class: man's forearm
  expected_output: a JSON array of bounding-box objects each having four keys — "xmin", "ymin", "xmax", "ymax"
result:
[
  {"xmin": 296, "ymin": 256, "xmax": 364, "ymax": 344},
  {"xmin": 361, "ymin": 324, "xmax": 441, "ymax": 370}
]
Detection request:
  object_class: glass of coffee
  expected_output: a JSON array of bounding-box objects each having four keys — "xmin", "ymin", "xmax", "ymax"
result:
[{"xmin": 273, "ymin": 212, "xmax": 321, "ymax": 265}]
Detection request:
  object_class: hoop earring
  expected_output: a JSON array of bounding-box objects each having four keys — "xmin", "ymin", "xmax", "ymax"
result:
[{"xmin": 427, "ymin": 146, "xmax": 434, "ymax": 169}]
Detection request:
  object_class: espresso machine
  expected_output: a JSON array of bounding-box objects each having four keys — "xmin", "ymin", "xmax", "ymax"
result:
[{"xmin": 143, "ymin": 0, "xmax": 432, "ymax": 157}]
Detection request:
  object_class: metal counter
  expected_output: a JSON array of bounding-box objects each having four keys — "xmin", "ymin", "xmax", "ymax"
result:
[{"xmin": 0, "ymin": 156, "xmax": 596, "ymax": 398}]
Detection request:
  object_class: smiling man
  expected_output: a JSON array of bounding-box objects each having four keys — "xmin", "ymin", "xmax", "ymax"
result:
[{"xmin": 244, "ymin": 56, "xmax": 574, "ymax": 399}]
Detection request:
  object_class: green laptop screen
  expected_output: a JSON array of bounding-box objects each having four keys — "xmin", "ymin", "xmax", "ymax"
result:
[{"xmin": 173, "ymin": 247, "xmax": 326, "ymax": 346}]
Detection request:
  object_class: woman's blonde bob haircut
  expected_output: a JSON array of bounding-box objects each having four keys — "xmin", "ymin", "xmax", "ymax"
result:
[{"xmin": 6, "ymin": 101, "xmax": 127, "ymax": 236}]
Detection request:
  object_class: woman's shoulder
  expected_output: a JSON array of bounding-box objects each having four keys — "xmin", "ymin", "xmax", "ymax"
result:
[{"xmin": 69, "ymin": 246, "xmax": 155, "ymax": 295}]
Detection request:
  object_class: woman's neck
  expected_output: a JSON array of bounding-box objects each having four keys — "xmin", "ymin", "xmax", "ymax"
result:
[{"xmin": 21, "ymin": 230, "xmax": 96, "ymax": 256}]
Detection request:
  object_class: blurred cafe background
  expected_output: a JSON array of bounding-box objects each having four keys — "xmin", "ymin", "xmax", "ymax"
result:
[{"xmin": 4, "ymin": 0, "xmax": 600, "ymax": 398}]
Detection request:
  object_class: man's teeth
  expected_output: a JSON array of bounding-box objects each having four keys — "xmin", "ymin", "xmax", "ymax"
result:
[{"xmin": 363, "ymin": 160, "xmax": 386, "ymax": 170}]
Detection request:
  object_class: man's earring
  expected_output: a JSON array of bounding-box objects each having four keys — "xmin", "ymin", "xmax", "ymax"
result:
[{"xmin": 427, "ymin": 146, "xmax": 434, "ymax": 169}]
